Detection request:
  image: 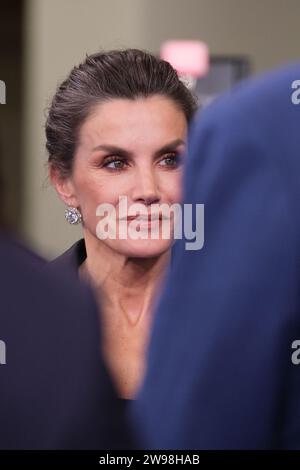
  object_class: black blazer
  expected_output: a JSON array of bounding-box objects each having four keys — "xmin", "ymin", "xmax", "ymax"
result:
[
  {"xmin": 49, "ymin": 238, "xmax": 87, "ymax": 279},
  {"xmin": 49, "ymin": 238, "xmax": 133, "ymax": 404},
  {"xmin": 0, "ymin": 232, "xmax": 131, "ymax": 449}
]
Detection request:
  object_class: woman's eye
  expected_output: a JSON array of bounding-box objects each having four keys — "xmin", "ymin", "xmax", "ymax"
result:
[
  {"xmin": 159, "ymin": 153, "xmax": 182, "ymax": 168},
  {"xmin": 103, "ymin": 157, "xmax": 127, "ymax": 170}
]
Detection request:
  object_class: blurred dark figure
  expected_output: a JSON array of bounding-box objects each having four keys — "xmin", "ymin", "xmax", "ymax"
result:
[
  {"xmin": 131, "ymin": 63, "xmax": 300, "ymax": 449},
  {"xmin": 0, "ymin": 158, "xmax": 131, "ymax": 449},
  {"xmin": 0, "ymin": 146, "xmax": 4, "ymax": 228},
  {"xmin": 0, "ymin": 0, "xmax": 23, "ymax": 232}
]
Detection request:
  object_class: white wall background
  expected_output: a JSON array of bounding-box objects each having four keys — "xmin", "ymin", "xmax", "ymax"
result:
[{"xmin": 21, "ymin": 0, "xmax": 300, "ymax": 258}]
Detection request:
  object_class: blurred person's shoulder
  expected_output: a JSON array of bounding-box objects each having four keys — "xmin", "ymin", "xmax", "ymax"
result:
[
  {"xmin": 188, "ymin": 61, "xmax": 300, "ymax": 209},
  {"xmin": 0, "ymin": 229, "xmax": 45, "ymax": 265},
  {"xmin": 0, "ymin": 231, "xmax": 94, "ymax": 314},
  {"xmin": 191, "ymin": 61, "xmax": 300, "ymax": 133},
  {"xmin": 0, "ymin": 231, "xmax": 132, "ymax": 449}
]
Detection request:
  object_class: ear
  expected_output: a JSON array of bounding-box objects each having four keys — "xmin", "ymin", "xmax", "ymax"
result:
[{"xmin": 49, "ymin": 164, "xmax": 79, "ymax": 208}]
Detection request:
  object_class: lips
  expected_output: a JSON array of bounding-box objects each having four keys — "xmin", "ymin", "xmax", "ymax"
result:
[
  {"xmin": 125, "ymin": 214, "xmax": 163, "ymax": 222},
  {"xmin": 118, "ymin": 212, "xmax": 169, "ymax": 222}
]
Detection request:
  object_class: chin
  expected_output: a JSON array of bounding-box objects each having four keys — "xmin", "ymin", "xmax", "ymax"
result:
[{"xmin": 113, "ymin": 239, "xmax": 173, "ymax": 258}]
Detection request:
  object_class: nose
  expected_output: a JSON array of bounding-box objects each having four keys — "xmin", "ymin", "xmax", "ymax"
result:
[{"xmin": 131, "ymin": 167, "xmax": 161, "ymax": 205}]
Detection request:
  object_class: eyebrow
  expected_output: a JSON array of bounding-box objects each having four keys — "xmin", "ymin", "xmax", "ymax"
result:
[{"xmin": 91, "ymin": 139, "xmax": 186, "ymax": 157}]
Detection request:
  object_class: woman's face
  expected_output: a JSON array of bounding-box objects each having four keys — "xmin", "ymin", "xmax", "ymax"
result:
[{"xmin": 57, "ymin": 95, "xmax": 188, "ymax": 258}]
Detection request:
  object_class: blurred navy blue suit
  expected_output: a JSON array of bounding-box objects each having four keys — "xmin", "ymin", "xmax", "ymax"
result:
[
  {"xmin": 0, "ymin": 232, "xmax": 130, "ymax": 449},
  {"xmin": 131, "ymin": 64, "xmax": 300, "ymax": 449}
]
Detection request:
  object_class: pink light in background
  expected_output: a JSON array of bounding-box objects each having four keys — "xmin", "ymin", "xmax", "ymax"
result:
[{"xmin": 160, "ymin": 40, "xmax": 209, "ymax": 78}]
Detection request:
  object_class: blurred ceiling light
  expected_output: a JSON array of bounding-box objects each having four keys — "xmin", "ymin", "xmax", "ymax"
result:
[{"xmin": 160, "ymin": 40, "xmax": 209, "ymax": 90}]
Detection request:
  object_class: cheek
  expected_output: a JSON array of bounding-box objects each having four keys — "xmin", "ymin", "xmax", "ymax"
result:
[
  {"xmin": 74, "ymin": 176, "xmax": 133, "ymax": 233},
  {"xmin": 73, "ymin": 171, "xmax": 120, "ymax": 208},
  {"xmin": 159, "ymin": 170, "xmax": 183, "ymax": 203}
]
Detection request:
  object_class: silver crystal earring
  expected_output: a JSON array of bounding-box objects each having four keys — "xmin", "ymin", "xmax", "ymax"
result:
[{"xmin": 65, "ymin": 206, "xmax": 82, "ymax": 225}]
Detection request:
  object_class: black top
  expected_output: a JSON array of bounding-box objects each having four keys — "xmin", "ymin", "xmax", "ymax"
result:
[{"xmin": 49, "ymin": 238, "xmax": 87, "ymax": 280}]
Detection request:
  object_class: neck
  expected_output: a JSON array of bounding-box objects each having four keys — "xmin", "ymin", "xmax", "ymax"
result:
[{"xmin": 80, "ymin": 229, "xmax": 171, "ymax": 325}]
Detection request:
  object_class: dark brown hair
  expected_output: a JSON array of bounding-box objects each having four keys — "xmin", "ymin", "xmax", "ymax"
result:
[{"xmin": 46, "ymin": 48, "xmax": 197, "ymax": 177}]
